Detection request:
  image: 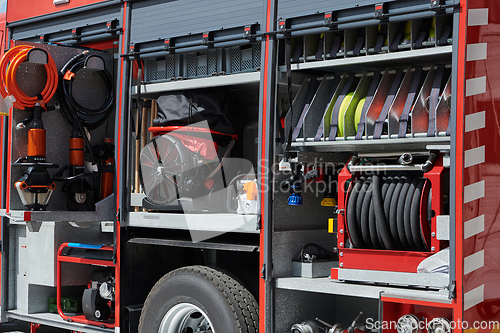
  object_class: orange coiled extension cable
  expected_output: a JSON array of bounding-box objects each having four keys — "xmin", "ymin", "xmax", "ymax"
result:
[{"xmin": 0, "ymin": 45, "xmax": 58, "ymax": 110}]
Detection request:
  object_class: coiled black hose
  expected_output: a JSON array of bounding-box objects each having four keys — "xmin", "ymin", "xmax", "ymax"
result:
[
  {"xmin": 345, "ymin": 171, "xmax": 430, "ymax": 251},
  {"xmin": 59, "ymin": 52, "xmax": 114, "ymax": 130}
]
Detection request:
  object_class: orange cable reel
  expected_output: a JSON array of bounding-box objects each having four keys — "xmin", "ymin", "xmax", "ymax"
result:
[{"xmin": 0, "ymin": 45, "xmax": 58, "ymax": 114}]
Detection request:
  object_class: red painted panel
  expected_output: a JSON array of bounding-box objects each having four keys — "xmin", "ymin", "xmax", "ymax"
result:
[
  {"xmin": 6, "ymin": 0, "xmax": 108, "ymax": 23},
  {"xmin": 462, "ymin": 0, "xmax": 500, "ymax": 331},
  {"xmin": 382, "ymin": 301, "xmax": 453, "ymax": 333}
]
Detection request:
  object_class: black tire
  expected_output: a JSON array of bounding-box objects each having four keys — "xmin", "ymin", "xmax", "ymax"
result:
[{"xmin": 138, "ymin": 265, "xmax": 259, "ymax": 333}]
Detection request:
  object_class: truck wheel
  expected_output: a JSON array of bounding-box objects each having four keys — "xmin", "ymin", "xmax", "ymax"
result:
[{"xmin": 138, "ymin": 265, "xmax": 259, "ymax": 333}]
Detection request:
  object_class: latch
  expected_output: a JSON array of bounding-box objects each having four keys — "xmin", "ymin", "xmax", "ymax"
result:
[
  {"xmin": 163, "ymin": 38, "xmax": 174, "ymax": 53},
  {"xmin": 324, "ymin": 11, "xmax": 337, "ymax": 29},
  {"xmin": 202, "ymin": 31, "xmax": 213, "ymax": 46},
  {"xmin": 39, "ymin": 35, "xmax": 49, "ymax": 44},
  {"xmin": 71, "ymin": 27, "xmax": 81, "ymax": 41},
  {"xmin": 430, "ymin": 0, "xmax": 445, "ymax": 11},
  {"xmin": 243, "ymin": 24, "xmax": 257, "ymax": 39},
  {"xmin": 278, "ymin": 19, "xmax": 290, "ymax": 34},
  {"xmin": 105, "ymin": 20, "xmax": 118, "ymax": 33},
  {"xmin": 374, "ymin": 3, "xmax": 388, "ymax": 20}
]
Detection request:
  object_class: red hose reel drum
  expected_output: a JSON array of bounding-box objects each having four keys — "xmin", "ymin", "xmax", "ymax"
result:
[{"xmin": 337, "ymin": 154, "xmax": 447, "ymax": 273}]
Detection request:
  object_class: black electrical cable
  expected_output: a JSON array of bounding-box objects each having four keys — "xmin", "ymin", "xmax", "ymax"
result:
[{"xmin": 59, "ymin": 52, "xmax": 114, "ymax": 131}]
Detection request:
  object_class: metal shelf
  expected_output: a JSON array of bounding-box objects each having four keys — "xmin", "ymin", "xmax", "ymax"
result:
[
  {"xmin": 131, "ymin": 71, "xmax": 261, "ymax": 97},
  {"xmin": 127, "ymin": 211, "xmax": 259, "ymax": 234},
  {"xmin": 5, "ymin": 195, "xmax": 116, "ymax": 224},
  {"xmin": 279, "ymin": 46, "xmax": 453, "ymax": 73},
  {"xmin": 291, "ymin": 136, "xmax": 451, "ymax": 153},
  {"xmin": 7, "ymin": 310, "xmax": 114, "ymax": 333},
  {"xmin": 276, "ymin": 277, "xmax": 451, "ymax": 302}
]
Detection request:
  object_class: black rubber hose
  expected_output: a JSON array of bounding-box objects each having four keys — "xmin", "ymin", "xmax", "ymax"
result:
[
  {"xmin": 378, "ymin": 173, "xmax": 391, "ymax": 250},
  {"xmin": 389, "ymin": 173, "xmax": 406, "ymax": 250},
  {"xmin": 360, "ymin": 180, "xmax": 374, "ymax": 248},
  {"xmin": 404, "ymin": 176, "xmax": 421, "ymax": 251},
  {"xmin": 383, "ymin": 172, "xmax": 400, "ymax": 221},
  {"xmin": 368, "ymin": 199, "xmax": 382, "ymax": 249},
  {"xmin": 384, "ymin": 172, "xmax": 403, "ymax": 249},
  {"xmin": 396, "ymin": 172, "xmax": 417, "ymax": 250},
  {"xmin": 373, "ymin": 173, "xmax": 396, "ymax": 250},
  {"xmin": 411, "ymin": 178, "xmax": 427, "ymax": 251},
  {"xmin": 346, "ymin": 178, "xmax": 364, "ymax": 248},
  {"xmin": 356, "ymin": 177, "xmax": 369, "ymax": 223}
]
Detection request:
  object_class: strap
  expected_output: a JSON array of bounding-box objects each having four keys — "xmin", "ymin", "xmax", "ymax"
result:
[
  {"xmin": 292, "ymin": 36, "xmax": 303, "ymax": 63},
  {"xmin": 355, "ymin": 71, "xmax": 381, "ymax": 140},
  {"xmin": 283, "ymin": 37, "xmax": 294, "ymax": 157},
  {"xmin": 445, "ymin": 113, "xmax": 451, "ymax": 136},
  {"xmin": 329, "ymin": 36, "xmax": 341, "ymax": 59},
  {"xmin": 438, "ymin": 24, "xmax": 452, "ymax": 46},
  {"xmin": 373, "ymin": 69, "xmax": 403, "ymax": 139},
  {"xmin": 315, "ymin": 35, "xmax": 324, "ymax": 60},
  {"xmin": 427, "ymin": 64, "xmax": 445, "ymax": 137},
  {"xmin": 374, "ymin": 25, "xmax": 387, "ymax": 53},
  {"xmin": 414, "ymin": 19, "xmax": 431, "ymax": 49},
  {"xmin": 398, "ymin": 67, "xmax": 423, "ymax": 138},
  {"xmin": 292, "ymin": 77, "xmax": 318, "ymax": 141},
  {"xmin": 353, "ymin": 34, "xmax": 365, "ymax": 56},
  {"xmin": 136, "ymin": 60, "xmax": 143, "ymax": 141},
  {"xmin": 328, "ymin": 74, "xmax": 355, "ymax": 140},
  {"xmin": 390, "ymin": 32, "xmax": 402, "ymax": 52},
  {"xmin": 314, "ymin": 119, "xmax": 325, "ymax": 141}
]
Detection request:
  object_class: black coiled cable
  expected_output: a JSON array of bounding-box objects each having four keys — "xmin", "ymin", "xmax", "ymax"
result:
[
  {"xmin": 59, "ymin": 51, "xmax": 114, "ymax": 130},
  {"xmin": 345, "ymin": 171, "xmax": 430, "ymax": 252}
]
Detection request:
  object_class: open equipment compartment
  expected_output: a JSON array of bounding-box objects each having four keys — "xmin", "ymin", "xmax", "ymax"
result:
[{"xmin": 270, "ymin": 1, "xmax": 457, "ymax": 332}]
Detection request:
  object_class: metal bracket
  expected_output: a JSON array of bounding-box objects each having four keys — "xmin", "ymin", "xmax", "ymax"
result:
[
  {"xmin": 84, "ymin": 55, "xmax": 105, "ymax": 71},
  {"xmin": 26, "ymin": 48, "xmax": 49, "ymax": 65}
]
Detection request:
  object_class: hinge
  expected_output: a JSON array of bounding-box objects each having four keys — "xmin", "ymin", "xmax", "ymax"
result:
[{"xmin": 449, "ymin": 280, "xmax": 456, "ymax": 299}]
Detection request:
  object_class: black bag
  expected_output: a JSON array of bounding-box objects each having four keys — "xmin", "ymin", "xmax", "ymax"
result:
[{"xmin": 153, "ymin": 88, "xmax": 237, "ymax": 136}]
